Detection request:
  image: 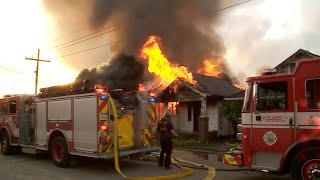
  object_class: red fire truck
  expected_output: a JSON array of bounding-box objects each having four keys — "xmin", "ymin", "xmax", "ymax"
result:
[
  {"xmin": 224, "ymin": 58, "xmax": 320, "ymax": 180},
  {"xmin": 0, "ymin": 83, "xmax": 158, "ymax": 167}
]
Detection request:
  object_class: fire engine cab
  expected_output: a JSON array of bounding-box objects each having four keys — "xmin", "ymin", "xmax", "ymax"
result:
[
  {"xmin": 0, "ymin": 82, "xmax": 158, "ymax": 167},
  {"xmin": 224, "ymin": 58, "xmax": 320, "ymax": 180}
]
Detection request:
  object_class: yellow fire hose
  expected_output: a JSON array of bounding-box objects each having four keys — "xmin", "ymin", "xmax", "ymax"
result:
[{"xmin": 108, "ymin": 94, "xmax": 215, "ymax": 180}]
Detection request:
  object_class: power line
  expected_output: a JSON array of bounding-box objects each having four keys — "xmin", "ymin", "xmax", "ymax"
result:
[
  {"xmin": 53, "ymin": 27, "xmax": 84, "ymax": 43},
  {"xmin": 55, "ymin": 0, "xmax": 253, "ymax": 56},
  {"xmin": 54, "ymin": 25, "xmax": 117, "ymax": 49},
  {"xmin": 56, "ymin": 27, "xmax": 120, "ymax": 50},
  {"xmin": 207, "ymin": 0, "xmax": 253, "ymax": 15},
  {"xmin": 55, "ymin": 15, "xmax": 145, "ymax": 50},
  {"xmin": 56, "ymin": 40, "xmax": 122, "ymax": 58},
  {"xmin": 0, "ymin": 65, "xmax": 29, "ymax": 74}
]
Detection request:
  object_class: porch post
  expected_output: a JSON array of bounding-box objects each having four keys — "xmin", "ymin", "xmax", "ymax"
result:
[
  {"xmin": 199, "ymin": 96, "xmax": 209, "ymax": 142},
  {"xmin": 200, "ymin": 96, "xmax": 207, "ymax": 116}
]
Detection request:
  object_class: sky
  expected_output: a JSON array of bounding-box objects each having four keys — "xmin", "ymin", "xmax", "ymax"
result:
[{"xmin": 0, "ymin": 0, "xmax": 319, "ymax": 96}]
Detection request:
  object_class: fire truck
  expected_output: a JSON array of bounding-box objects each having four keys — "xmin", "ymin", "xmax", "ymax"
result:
[
  {"xmin": 0, "ymin": 82, "xmax": 158, "ymax": 167},
  {"xmin": 224, "ymin": 58, "xmax": 320, "ymax": 180}
]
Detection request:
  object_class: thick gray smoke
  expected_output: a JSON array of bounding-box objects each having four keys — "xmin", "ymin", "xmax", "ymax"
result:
[
  {"xmin": 75, "ymin": 54, "xmax": 144, "ymax": 91},
  {"xmin": 43, "ymin": 0, "xmax": 235, "ymax": 89}
]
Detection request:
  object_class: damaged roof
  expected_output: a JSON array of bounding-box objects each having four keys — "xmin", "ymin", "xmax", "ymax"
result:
[
  {"xmin": 157, "ymin": 73, "xmax": 241, "ymax": 101},
  {"xmin": 192, "ymin": 73, "xmax": 241, "ymax": 97},
  {"xmin": 224, "ymin": 90, "xmax": 245, "ymax": 100}
]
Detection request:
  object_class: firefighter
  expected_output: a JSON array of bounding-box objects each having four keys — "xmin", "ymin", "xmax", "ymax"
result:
[{"xmin": 157, "ymin": 112, "xmax": 178, "ymax": 169}]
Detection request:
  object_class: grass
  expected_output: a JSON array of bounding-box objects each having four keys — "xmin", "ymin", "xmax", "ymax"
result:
[
  {"xmin": 172, "ymin": 138, "xmax": 202, "ymax": 148},
  {"xmin": 172, "ymin": 138, "xmax": 242, "ymax": 153}
]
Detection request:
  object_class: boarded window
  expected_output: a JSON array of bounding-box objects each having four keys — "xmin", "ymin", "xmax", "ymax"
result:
[
  {"xmin": 256, "ymin": 81, "xmax": 288, "ymax": 111},
  {"xmin": 9, "ymin": 100, "xmax": 16, "ymax": 113},
  {"xmin": 306, "ymin": 79, "xmax": 320, "ymax": 109}
]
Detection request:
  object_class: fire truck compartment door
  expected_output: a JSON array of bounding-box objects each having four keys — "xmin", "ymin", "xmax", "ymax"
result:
[
  {"xmin": 36, "ymin": 101, "xmax": 47, "ymax": 147},
  {"xmin": 117, "ymin": 114, "xmax": 134, "ymax": 148},
  {"xmin": 73, "ymin": 97, "xmax": 98, "ymax": 151}
]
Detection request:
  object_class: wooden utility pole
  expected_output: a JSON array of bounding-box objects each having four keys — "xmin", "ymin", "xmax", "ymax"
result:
[{"xmin": 25, "ymin": 49, "xmax": 51, "ymax": 94}]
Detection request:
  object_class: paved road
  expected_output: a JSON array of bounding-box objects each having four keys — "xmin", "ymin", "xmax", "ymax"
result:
[{"xmin": 0, "ymin": 150, "xmax": 291, "ymax": 180}]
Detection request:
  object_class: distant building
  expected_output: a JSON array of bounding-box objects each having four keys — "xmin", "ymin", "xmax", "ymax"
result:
[{"xmin": 274, "ymin": 49, "xmax": 319, "ymax": 73}]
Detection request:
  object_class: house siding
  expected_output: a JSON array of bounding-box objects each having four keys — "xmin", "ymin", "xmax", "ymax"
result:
[
  {"xmin": 171, "ymin": 103, "xmax": 193, "ymax": 132},
  {"xmin": 171, "ymin": 101, "xmax": 220, "ymax": 133}
]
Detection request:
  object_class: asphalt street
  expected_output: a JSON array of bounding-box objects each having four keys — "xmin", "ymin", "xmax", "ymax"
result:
[{"xmin": 0, "ymin": 149, "xmax": 291, "ymax": 180}]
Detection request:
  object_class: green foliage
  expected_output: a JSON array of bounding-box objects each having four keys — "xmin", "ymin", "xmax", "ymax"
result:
[
  {"xmin": 172, "ymin": 138, "xmax": 201, "ymax": 148},
  {"xmin": 222, "ymin": 100, "xmax": 243, "ymax": 123}
]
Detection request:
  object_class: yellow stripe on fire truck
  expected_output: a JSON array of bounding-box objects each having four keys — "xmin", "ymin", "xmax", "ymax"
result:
[
  {"xmin": 98, "ymin": 96, "xmax": 112, "ymax": 153},
  {"xmin": 223, "ymin": 153, "xmax": 242, "ymax": 166},
  {"xmin": 140, "ymin": 128, "xmax": 152, "ymax": 146},
  {"xmin": 148, "ymin": 101, "xmax": 157, "ymax": 145}
]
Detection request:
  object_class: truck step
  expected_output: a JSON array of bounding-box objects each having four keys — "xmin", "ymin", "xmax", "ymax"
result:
[{"xmin": 21, "ymin": 146, "xmax": 40, "ymax": 154}]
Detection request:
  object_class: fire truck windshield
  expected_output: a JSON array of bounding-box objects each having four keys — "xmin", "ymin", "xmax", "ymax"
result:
[{"xmin": 242, "ymin": 82, "xmax": 252, "ymax": 112}]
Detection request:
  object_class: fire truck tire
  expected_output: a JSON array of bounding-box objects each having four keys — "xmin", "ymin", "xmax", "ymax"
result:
[
  {"xmin": 51, "ymin": 136, "xmax": 69, "ymax": 168},
  {"xmin": 290, "ymin": 147, "xmax": 320, "ymax": 180},
  {"xmin": 1, "ymin": 131, "xmax": 14, "ymax": 155}
]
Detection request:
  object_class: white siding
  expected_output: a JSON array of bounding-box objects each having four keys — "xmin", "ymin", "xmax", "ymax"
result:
[
  {"xmin": 171, "ymin": 103, "xmax": 193, "ymax": 132},
  {"xmin": 207, "ymin": 102, "xmax": 219, "ymax": 131}
]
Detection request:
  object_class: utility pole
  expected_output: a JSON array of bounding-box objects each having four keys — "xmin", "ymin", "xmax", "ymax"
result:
[{"xmin": 25, "ymin": 49, "xmax": 51, "ymax": 94}]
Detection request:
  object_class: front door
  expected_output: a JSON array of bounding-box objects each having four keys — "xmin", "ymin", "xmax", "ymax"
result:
[{"xmin": 251, "ymin": 80, "xmax": 295, "ymax": 168}]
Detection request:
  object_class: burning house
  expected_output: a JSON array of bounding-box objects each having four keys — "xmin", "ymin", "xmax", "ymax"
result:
[{"xmin": 155, "ymin": 73, "xmax": 241, "ymax": 139}]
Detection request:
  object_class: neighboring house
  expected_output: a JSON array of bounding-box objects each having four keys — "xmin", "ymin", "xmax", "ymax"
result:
[
  {"xmin": 275, "ymin": 49, "xmax": 319, "ymax": 73},
  {"xmin": 156, "ymin": 73, "xmax": 241, "ymax": 137}
]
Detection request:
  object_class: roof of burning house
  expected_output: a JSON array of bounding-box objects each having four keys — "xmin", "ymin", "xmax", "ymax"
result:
[
  {"xmin": 156, "ymin": 73, "xmax": 241, "ymax": 102},
  {"xmin": 224, "ymin": 90, "xmax": 245, "ymax": 101},
  {"xmin": 192, "ymin": 73, "xmax": 241, "ymax": 97}
]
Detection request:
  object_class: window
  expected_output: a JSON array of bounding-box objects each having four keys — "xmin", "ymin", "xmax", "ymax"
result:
[
  {"xmin": 256, "ymin": 81, "xmax": 288, "ymax": 111},
  {"xmin": 187, "ymin": 103, "xmax": 192, "ymax": 121},
  {"xmin": 2, "ymin": 102, "xmax": 8, "ymax": 114},
  {"xmin": 9, "ymin": 100, "xmax": 16, "ymax": 113},
  {"xmin": 306, "ymin": 79, "xmax": 320, "ymax": 109}
]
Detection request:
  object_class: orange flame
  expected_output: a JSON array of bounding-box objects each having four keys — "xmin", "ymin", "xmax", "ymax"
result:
[
  {"xmin": 233, "ymin": 83, "xmax": 245, "ymax": 90},
  {"xmin": 138, "ymin": 84, "xmax": 146, "ymax": 91},
  {"xmin": 141, "ymin": 36, "xmax": 196, "ymax": 86},
  {"xmin": 197, "ymin": 59, "xmax": 222, "ymax": 78},
  {"xmin": 168, "ymin": 102, "xmax": 179, "ymax": 115}
]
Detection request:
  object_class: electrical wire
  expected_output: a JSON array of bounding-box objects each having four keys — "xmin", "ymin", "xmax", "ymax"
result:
[
  {"xmin": 54, "ymin": 0, "xmax": 253, "ymax": 51},
  {"xmin": 56, "ymin": 40, "xmax": 122, "ymax": 58}
]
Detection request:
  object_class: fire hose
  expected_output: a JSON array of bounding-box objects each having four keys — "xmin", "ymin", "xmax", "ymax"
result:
[{"xmin": 108, "ymin": 94, "xmax": 216, "ymax": 180}]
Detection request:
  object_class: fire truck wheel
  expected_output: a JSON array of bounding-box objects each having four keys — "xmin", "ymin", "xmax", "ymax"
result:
[
  {"xmin": 1, "ymin": 131, "xmax": 13, "ymax": 155},
  {"xmin": 291, "ymin": 147, "xmax": 320, "ymax": 180},
  {"xmin": 51, "ymin": 136, "xmax": 69, "ymax": 168}
]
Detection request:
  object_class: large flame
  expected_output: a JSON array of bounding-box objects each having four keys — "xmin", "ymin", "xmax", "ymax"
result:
[
  {"xmin": 197, "ymin": 59, "xmax": 222, "ymax": 78},
  {"xmin": 141, "ymin": 36, "xmax": 196, "ymax": 87}
]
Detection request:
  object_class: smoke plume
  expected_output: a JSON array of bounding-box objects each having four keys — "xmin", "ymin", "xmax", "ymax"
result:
[
  {"xmin": 75, "ymin": 53, "xmax": 144, "ymax": 91},
  {"xmin": 43, "ymin": 0, "xmax": 235, "ymax": 88}
]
